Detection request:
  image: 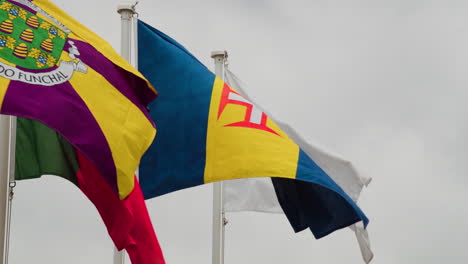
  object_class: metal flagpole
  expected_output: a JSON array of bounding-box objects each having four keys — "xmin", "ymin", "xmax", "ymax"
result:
[
  {"xmin": 0, "ymin": 115, "xmax": 16, "ymax": 264},
  {"xmin": 211, "ymin": 50, "xmax": 228, "ymax": 264},
  {"xmin": 115, "ymin": 1, "xmax": 138, "ymax": 263}
]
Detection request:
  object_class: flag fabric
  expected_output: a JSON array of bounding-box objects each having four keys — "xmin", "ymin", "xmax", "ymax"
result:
[
  {"xmin": 138, "ymin": 20, "xmax": 369, "ymax": 239},
  {"xmin": 7, "ymin": 1, "xmax": 163, "ymax": 263},
  {"xmin": 16, "ymin": 117, "xmax": 165, "ymax": 264},
  {"xmin": 222, "ymin": 68, "xmax": 373, "ymax": 263},
  {"xmin": 0, "ymin": 0, "xmax": 157, "ymax": 199}
]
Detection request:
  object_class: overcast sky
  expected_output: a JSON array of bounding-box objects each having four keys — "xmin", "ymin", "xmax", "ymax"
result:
[{"xmin": 7, "ymin": 0, "xmax": 468, "ymax": 263}]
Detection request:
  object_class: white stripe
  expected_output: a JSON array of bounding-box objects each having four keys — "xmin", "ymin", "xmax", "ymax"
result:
[{"xmin": 222, "ymin": 68, "xmax": 373, "ymax": 263}]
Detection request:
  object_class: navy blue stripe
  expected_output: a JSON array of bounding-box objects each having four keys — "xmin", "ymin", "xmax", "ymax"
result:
[
  {"xmin": 272, "ymin": 149, "xmax": 368, "ymax": 239},
  {"xmin": 138, "ymin": 20, "xmax": 215, "ymax": 198}
]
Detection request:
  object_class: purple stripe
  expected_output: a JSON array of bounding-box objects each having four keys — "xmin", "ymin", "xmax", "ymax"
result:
[
  {"xmin": 2, "ymin": 79, "xmax": 118, "ymax": 193},
  {"xmin": 6, "ymin": 0, "xmax": 37, "ymax": 14},
  {"xmin": 69, "ymin": 39, "xmax": 156, "ymax": 125}
]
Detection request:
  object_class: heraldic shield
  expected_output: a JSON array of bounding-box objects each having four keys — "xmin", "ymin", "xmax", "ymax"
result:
[{"xmin": 0, "ymin": 0, "xmax": 87, "ymax": 86}]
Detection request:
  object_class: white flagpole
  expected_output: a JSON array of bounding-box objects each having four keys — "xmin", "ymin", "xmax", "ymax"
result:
[
  {"xmin": 0, "ymin": 115, "xmax": 16, "ymax": 264},
  {"xmin": 115, "ymin": 2, "xmax": 138, "ymax": 263},
  {"xmin": 211, "ymin": 50, "xmax": 228, "ymax": 264}
]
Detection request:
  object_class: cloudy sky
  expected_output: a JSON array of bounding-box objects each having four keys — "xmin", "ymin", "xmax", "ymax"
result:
[{"xmin": 7, "ymin": 0, "xmax": 468, "ymax": 263}]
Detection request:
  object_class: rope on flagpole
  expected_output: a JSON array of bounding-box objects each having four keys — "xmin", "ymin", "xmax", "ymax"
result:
[{"xmin": 0, "ymin": 115, "xmax": 16, "ymax": 264}]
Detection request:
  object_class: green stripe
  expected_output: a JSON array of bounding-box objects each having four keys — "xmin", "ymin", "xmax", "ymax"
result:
[{"xmin": 15, "ymin": 117, "xmax": 79, "ymax": 184}]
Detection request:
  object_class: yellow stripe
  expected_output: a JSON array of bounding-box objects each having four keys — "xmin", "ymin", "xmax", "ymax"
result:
[
  {"xmin": 0, "ymin": 66, "xmax": 10, "ymax": 110},
  {"xmin": 204, "ymin": 77, "xmax": 299, "ymax": 183},
  {"xmin": 65, "ymin": 52, "xmax": 156, "ymax": 199},
  {"xmin": 32, "ymin": 0, "xmax": 157, "ymax": 96}
]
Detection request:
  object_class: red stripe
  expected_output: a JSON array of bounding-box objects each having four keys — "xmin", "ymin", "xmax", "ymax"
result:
[{"xmin": 75, "ymin": 151, "xmax": 165, "ymax": 264}]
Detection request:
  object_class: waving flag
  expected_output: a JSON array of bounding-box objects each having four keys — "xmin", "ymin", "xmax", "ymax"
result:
[
  {"xmin": 5, "ymin": 0, "xmax": 162, "ymax": 263},
  {"xmin": 0, "ymin": 0, "xmax": 156, "ymax": 199},
  {"xmin": 138, "ymin": 20, "xmax": 369, "ymax": 239},
  {"xmin": 16, "ymin": 118, "xmax": 165, "ymax": 264},
  {"xmin": 222, "ymin": 68, "xmax": 373, "ymax": 263}
]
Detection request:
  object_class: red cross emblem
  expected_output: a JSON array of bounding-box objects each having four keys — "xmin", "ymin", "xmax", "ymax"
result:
[{"xmin": 217, "ymin": 83, "xmax": 279, "ymax": 136}]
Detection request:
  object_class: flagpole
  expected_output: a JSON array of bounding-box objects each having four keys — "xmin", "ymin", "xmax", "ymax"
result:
[
  {"xmin": 0, "ymin": 115, "xmax": 16, "ymax": 264},
  {"xmin": 115, "ymin": 2, "xmax": 138, "ymax": 263},
  {"xmin": 211, "ymin": 50, "xmax": 228, "ymax": 264}
]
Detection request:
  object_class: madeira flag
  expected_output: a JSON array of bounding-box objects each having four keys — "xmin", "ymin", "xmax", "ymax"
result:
[{"xmin": 138, "ymin": 20, "xmax": 369, "ymax": 238}]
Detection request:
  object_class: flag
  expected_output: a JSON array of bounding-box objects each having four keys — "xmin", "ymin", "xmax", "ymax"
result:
[
  {"xmin": 0, "ymin": 0, "xmax": 156, "ymax": 199},
  {"xmin": 138, "ymin": 20, "xmax": 369, "ymax": 239},
  {"xmin": 6, "ymin": 1, "xmax": 163, "ymax": 263},
  {"xmin": 16, "ymin": 117, "xmax": 165, "ymax": 264},
  {"xmin": 222, "ymin": 68, "xmax": 374, "ymax": 263}
]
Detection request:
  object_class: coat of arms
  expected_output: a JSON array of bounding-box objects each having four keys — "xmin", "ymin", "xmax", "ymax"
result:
[{"xmin": 0, "ymin": 0, "xmax": 86, "ymax": 86}]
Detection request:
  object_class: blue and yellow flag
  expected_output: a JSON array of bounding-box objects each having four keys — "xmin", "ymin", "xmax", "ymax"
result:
[{"xmin": 138, "ymin": 20, "xmax": 368, "ymax": 238}]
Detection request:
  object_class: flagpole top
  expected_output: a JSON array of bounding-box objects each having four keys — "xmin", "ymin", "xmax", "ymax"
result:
[
  {"xmin": 211, "ymin": 50, "xmax": 228, "ymax": 59},
  {"xmin": 117, "ymin": 1, "xmax": 138, "ymax": 14}
]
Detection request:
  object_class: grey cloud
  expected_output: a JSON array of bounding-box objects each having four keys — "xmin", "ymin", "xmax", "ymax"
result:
[{"xmin": 7, "ymin": 0, "xmax": 468, "ymax": 263}]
